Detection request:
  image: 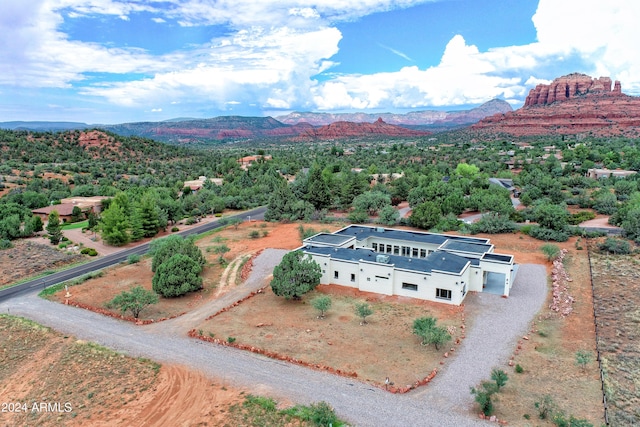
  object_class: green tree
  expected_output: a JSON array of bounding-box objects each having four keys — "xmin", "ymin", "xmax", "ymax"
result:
[
  {"xmin": 106, "ymin": 285, "xmax": 159, "ymax": 318},
  {"xmin": 534, "ymin": 202, "xmax": 569, "ymax": 230},
  {"xmin": 377, "ymin": 205, "xmax": 399, "ymax": 225},
  {"xmin": 30, "ymin": 215, "xmax": 43, "ymax": 233},
  {"xmin": 455, "ymin": 162, "xmax": 480, "ymax": 178},
  {"xmin": 138, "ymin": 194, "xmax": 161, "ymax": 237},
  {"xmin": 99, "ymin": 201, "xmax": 131, "ymax": 246},
  {"xmin": 353, "ymin": 191, "xmax": 391, "ymax": 216},
  {"xmin": 410, "ymin": 201, "xmax": 442, "ymax": 230},
  {"xmin": 412, "ymin": 316, "xmax": 452, "ymax": 350},
  {"xmin": 87, "ymin": 210, "xmax": 99, "ymax": 230},
  {"xmin": 270, "ymin": 251, "xmax": 321, "ymax": 300},
  {"xmin": 355, "ymin": 302, "xmax": 373, "ymax": 325},
  {"xmin": 490, "ymin": 368, "xmax": 508, "ymax": 391},
  {"xmin": 306, "ymin": 165, "xmax": 331, "ymax": 210},
  {"xmin": 150, "ymin": 234, "xmax": 205, "ymax": 273},
  {"xmin": 71, "ymin": 205, "xmax": 83, "ymax": 223},
  {"xmin": 152, "ymin": 253, "xmax": 203, "ymax": 297},
  {"xmin": 46, "ymin": 211, "xmax": 63, "ymax": 245},
  {"xmin": 311, "ymin": 295, "xmax": 332, "ymax": 318}
]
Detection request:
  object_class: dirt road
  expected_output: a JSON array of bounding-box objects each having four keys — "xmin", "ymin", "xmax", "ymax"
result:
[{"xmin": 0, "ymin": 253, "xmax": 547, "ymax": 426}]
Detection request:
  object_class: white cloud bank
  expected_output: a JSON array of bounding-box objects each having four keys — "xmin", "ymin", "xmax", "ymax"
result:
[{"xmin": 1, "ymin": 0, "xmax": 639, "ymax": 120}]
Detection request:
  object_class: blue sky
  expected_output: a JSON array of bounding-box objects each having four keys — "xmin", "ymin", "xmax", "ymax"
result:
[{"xmin": 0, "ymin": 0, "xmax": 639, "ymax": 124}]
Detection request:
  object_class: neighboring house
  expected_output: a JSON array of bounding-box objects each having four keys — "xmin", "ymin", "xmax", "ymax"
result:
[
  {"xmin": 237, "ymin": 155, "xmax": 272, "ymax": 170},
  {"xmin": 32, "ymin": 203, "xmax": 89, "ymax": 223},
  {"xmin": 488, "ymin": 178, "xmax": 520, "ymax": 197},
  {"xmin": 60, "ymin": 196, "xmax": 109, "ymax": 213},
  {"xmin": 300, "ymin": 225, "xmax": 516, "ymax": 306},
  {"xmin": 183, "ymin": 176, "xmax": 224, "ymax": 192},
  {"xmin": 586, "ymin": 168, "xmax": 637, "ymax": 179}
]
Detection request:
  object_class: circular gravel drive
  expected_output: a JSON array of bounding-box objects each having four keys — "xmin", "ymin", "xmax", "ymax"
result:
[{"xmin": 0, "ymin": 251, "xmax": 547, "ymax": 427}]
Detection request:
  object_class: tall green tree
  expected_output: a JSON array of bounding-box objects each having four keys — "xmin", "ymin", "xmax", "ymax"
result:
[
  {"xmin": 138, "ymin": 195, "xmax": 161, "ymax": 237},
  {"xmin": 99, "ymin": 201, "xmax": 131, "ymax": 246},
  {"xmin": 306, "ymin": 165, "xmax": 331, "ymax": 210},
  {"xmin": 46, "ymin": 211, "xmax": 63, "ymax": 245},
  {"xmin": 270, "ymin": 251, "xmax": 321, "ymax": 300}
]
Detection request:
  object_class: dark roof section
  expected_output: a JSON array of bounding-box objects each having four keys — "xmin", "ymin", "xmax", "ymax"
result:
[
  {"xmin": 439, "ymin": 239, "xmax": 493, "ymax": 254},
  {"xmin": 304, "ymin": 233, "xmax": 354, "ymax": 246},
  {"xmin": 303, "ymin": 246, "xmax": 470, "ymax": 275},
  {"xmin": 334, "ymin": 225, "xmax": 490, "ymax": 246},
  {"xmin": 482, "ymin": 253, "xmax": 514, "ymax": 263}
]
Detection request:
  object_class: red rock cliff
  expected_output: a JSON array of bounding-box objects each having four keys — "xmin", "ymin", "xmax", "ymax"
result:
[{"xmin": 524, "ymin": 73, "xmax": 622, "ymax": 107}]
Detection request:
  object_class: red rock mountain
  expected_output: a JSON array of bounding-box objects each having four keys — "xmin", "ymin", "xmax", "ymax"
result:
[
  {"xmin": 297, "ymin": 118, "xmax": 430, "ymax": 140},
  {"xmin": 472, "ymin": 73, "xmax": 640, "ymax": 137}
]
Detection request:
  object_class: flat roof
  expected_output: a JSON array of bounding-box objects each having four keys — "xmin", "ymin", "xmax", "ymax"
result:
[
  {"xmin": 482, "ymin": 253, "xmax": 514, "ymax": 263},
  {"xmin": 303, "ymin": 246, "xmax": 470, "ymax": 275},
  {"xmin": 439, "ymin": 240, "xmax": 493, "ymax": 254},
  {"xmin": 304, "ymin": 233, "xmax": 354, "ymax": 246},
  {"xmin": 334, "ymin": 225, "xmax": 490, "ymax": 246}
]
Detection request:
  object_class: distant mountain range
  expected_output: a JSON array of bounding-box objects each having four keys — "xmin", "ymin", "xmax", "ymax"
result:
[{"xmin": 0, "ymin": 99, "xmax": 512, "ymax": 143}]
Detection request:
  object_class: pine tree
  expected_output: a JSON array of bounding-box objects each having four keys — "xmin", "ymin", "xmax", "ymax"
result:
[
  {"xmin": 100, "ymin": 201, "xmax": 131, "ymax": 246},
  {"xmin": 46, "ymin": 211, "xmax": 63, "ymax": 245}
]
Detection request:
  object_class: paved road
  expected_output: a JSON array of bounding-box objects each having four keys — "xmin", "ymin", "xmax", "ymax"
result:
[
  {"xmin": 0, "ymin": 258, "xmax": 548, "ymax": 426},
  {"xmin": 0, "ymin": 206, "xmax": 266, "ymax": 302}
]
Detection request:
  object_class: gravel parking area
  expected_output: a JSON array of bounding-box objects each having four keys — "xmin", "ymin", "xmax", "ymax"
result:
[{"xmin": 0, "ymin": 260, "xmax": 547, "ymax": 426}]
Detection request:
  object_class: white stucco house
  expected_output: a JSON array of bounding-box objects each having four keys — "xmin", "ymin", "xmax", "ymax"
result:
[{"xmin": 300, "ymin": 225, "xmax": 516, "ymax": 306}]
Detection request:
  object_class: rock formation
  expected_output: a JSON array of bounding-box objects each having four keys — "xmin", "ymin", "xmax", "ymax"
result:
[
  {"xmin": 471, "ymin": 74, "xmax": 640, "ymax": 137},
  {"xmin": 524, "ymin": 73, "xmax": 622, "ymax": 107},
  {"xmin": 297, "ymin": 118, "xmax": 430, "ymax": 140}
]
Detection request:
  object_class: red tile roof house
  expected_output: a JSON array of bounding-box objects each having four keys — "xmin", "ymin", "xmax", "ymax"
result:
[{"xmin": 31, "ymin": 204, "xmax": 93, "ymax": 223}]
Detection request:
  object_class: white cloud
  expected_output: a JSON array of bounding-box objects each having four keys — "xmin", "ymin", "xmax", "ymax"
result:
[
  {"xmin": 151, "ymin": 108, "xmax": 162, "ymax": 112},
  {"xmin": 81, "ymin": 26, "xmax": 342, "ymax": 110},
  {"xmin": 311, "ymin": 0, "xmax": 640, "ymax": 110}
]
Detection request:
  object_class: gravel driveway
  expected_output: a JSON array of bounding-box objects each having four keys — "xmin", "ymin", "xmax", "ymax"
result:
[{"xmin": 0, "ymin": 251, "xmax": 547, "ymax": 427}]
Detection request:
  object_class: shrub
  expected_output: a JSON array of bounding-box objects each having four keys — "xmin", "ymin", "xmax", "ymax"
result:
[
  {"xmin": 528, "ymin": 226, "xmax": 569, "ymax": 242},
  {"xmin": 471, "ymin": 381, "xmax": 497, "ymax": 416},
  {"xmin": 515, "ymin": 364, "xmax": 524, "ymax": 373},
  {"xmin": 227, "ymin": 336, "xmax": 236, "ymax": 343},
  {"xmin": 575, "ymin": 350, "xmax": 592, "ymax": 371},
  {"xmin": 249, "ymin": 230, "xmax": 260, "ymax": 239},
  {"xmin": 185, "ymin": 217, "xmax": 197, "ymax": 225},
  {"xmin": 127, "ymin": 254, "xmax": 141, "ymax": 264},
  {"xmin": 0, "ymin": 239, "xmax": 13, "ymax": 250},
  {"xmin": 171, "ymin": 226, "xmax": 179, "ymax": 232},
  {"xmin": 568, "ymin": 210, "xmax": 596, "ymax": 225},
  {"xmin": 80, "ymin": 247, "xmax": 98, "ymax": 256},
  {"xmin": 470, "ymin": 213, "xmax": 516, "ymax": 234},
  {"xmin": 598, "ymin": 237, "xmax": 632, "ymax": 254},
  {"xmin": 541, "ymin": 244, "xmax": 561, "ymax": 261}
]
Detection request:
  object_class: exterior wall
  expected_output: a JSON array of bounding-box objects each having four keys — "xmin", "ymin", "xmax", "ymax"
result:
[
  {"xmin": 468, "ymin": 265, "xmax": 484, "ymax": 292},
  {"xmin": 357, "ymin": 260, "xmax": 394, "ymax": 295},
  {"xmin": 327, "ymin": 258, "xmax": 360, "ymax": 290}
]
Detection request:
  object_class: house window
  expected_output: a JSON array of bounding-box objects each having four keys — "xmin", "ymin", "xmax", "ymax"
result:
[
  {"xmin": 420, "ymin": 249, "xmax": 427, "ymax": 258},
  {"xmin": 372, "ymin": 243, "xmax": 378, "ymax": 251},
  {"xmin": 436, "ymin": 288, "xmax": 452, "ymax": 300},
  {"xmin": 402, "ymin": 246, "xmax": 411, "ymax": 256},
  {"xmin": 386, "ymin": 244, "xmax": 393, "ymax": 253},
  {"xmin": 402, "ymin": 283, "xmax": 418, "ymax": 291},
  {"xmin": 334, "ymin": 271, "xmax": 339, "ymax": 279},
  {"xmin": 412, "ymin": 248, "xmax": 419, "ymax": 257},
  {"xmin": 350, "ymin": 273, "xmax": 355, "ymax": 282},
  {"xmin": 393, "ymin": 245, "xmax": 400, "ymax": 255},
  {"xmin": 462, "ymin": 284, "xmax": 467, "ymax": 296}
]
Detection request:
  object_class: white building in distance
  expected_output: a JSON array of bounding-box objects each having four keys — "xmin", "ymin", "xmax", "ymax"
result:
[{"xmin": 301, "ymin": 225, "xmax": 516, "ymax": 306}]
